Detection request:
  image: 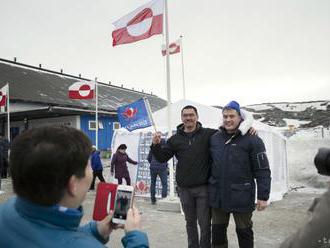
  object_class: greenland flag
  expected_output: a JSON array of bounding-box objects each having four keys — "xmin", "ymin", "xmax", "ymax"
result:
[
  {"xmin": 68, "ymin": 81, "xmax": 95, "ymax": 99},
  {"xmin": 0, "ymin": 84, "xmax": 8, "ymax": 107},
  {"xmin": 112, "ymin": 0, "xmax": 163, "ymax": 46},
  {"xmin": 161, "ymin": 40, "xmax": 180, "ymax": 56}
]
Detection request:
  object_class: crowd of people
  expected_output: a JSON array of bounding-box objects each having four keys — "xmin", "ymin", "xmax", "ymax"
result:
[{"xmin": 0, "ymin": 100, "xmax": 328, "ymax": 247}]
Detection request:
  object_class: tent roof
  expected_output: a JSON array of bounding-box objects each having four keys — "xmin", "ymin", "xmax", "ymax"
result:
[{"xmin": 153, "ymin": 99, "xmax": 222, "ymax": 130}]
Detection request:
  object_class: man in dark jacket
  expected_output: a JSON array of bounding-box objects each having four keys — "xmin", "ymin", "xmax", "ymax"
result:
[
  {"xmin": 147, "ymin": 139, "xmax": 168, "ymax": 205},
  {"xmin": 151, "ymin": 105, "xmax": 254, "ymax": 248},
  {"xmin": 209, "ymin": 101, "xmax": 271, "ymax": 248},
  {"xmin": 90, "ymin": 146, "xmax": 105, "ymax": 190}
]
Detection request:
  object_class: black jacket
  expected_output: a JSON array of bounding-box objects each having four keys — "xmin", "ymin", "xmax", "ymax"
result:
[
  {"xmin": 150, "ymin": 123, "xmax": 216, "ymax": 187},
  {"xmin": 209, "ymin": 128, "xmax": 271, "ymax": 212}
]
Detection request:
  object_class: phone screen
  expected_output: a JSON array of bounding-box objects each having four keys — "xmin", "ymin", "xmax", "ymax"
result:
[{"xmin": 113, "ymin": 190, "xmax": 132, "ymax": 220}]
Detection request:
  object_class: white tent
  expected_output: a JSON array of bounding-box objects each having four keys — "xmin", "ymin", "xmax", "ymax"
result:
[{"xmin": 112, "ymin": 99, "xmax": 288, "ymax": 201}]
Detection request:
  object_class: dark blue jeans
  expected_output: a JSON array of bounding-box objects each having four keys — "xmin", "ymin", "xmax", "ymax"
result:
[
  {"xmin": 178, "ymin": 185, "xmax": 211, "ymax": 248},
  {"xmin": 150, "ymin": 168, "xmax": 168, "ymax": 202}
]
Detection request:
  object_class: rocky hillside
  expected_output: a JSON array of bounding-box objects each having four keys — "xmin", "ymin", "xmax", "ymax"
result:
[{"xmin": 215, "ymin": 100, "xmax": 330, "ymax": 128}]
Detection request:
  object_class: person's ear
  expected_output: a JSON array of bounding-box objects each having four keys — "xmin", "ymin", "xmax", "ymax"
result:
[{"xmin": 67, "ymin": 175, "xmax": 78, "ymax": 196}]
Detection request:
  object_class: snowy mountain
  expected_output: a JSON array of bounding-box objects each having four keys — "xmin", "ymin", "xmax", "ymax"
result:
[{"xmin": 215, "ymin": 100, "xmax": 330, "ymax": 128}]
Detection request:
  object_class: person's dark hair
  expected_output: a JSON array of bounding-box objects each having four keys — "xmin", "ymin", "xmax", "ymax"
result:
[
  {"xmin": 181, "ymin": 105, "xmax": 198, "ymax": 115},
  {"xmin": 10, "ymin": 126, "xmax": 92, "ymax": 206},
  {"xmin": 117, "ymin": 144, "xmax": 127, "ymax": 150}
]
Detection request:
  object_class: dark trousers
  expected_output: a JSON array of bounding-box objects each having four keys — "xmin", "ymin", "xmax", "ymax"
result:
[
  {"xmin": 117, "ymin": 176, "xmax": 131, "ymax": 185},
  {"xmin": 212, "ymin": 208, "xmax": 253, "ymax": 248},
  {"xmin": 90, "ymin": 170, "xmax": 105, "ymax": 190},
  {"xmin": 150, "ymin": 168, "xmax": 168, "ymax": 202},
  {"xmin": 179, "ymin": 185, "xmax": 211, "ymax": 248},
  {"xmin": 1, "ymin": 158, "xmax": 8, "ymax": 178}
]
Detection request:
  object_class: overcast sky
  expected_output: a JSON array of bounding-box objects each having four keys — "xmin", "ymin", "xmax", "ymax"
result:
[{"xmin": 0, "ymin": 0, "xmax": 329, "ymax": 106}]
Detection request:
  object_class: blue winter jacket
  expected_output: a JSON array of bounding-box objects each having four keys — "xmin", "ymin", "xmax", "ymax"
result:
[
  {"xmin": 0, "ymin": 197, "xmax": 149, "ymax": 248},
  {"xmin": 209, "ymin": 128, "xmax": 271, "ymax": 213},
  {"xmin": 91, "ymin": 150, "xmax": 103, "ymax": 171}
]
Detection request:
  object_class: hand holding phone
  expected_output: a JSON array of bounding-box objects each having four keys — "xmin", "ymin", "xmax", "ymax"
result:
[
  {"xmin": 124, "ymin": 206, "xmax": 141, "ymax": 233},
  {"xmin": 112, "ymin": 185, "xmax": 134, "ymax": 224}
]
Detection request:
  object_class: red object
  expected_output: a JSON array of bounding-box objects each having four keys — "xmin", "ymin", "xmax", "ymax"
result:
[
  {"xmin": 161, "ymin": 40, "xmax": 180, "ymax": 56},
  {"xmin": 122, "ymin": 107, "xmax": 138, "ymax": 119},
  {"xmin": 112, "ymin": 0, "xmax": 163, "ymax": 46},
  {"xmin": 68, "ymin": 81, "xmax": 95, "ymax": 100},
  {"xmin": 0, "ymin": 84, "xmax": 8, "ymax": 107},
  {"xmin": 92, "ymin": 182, "xmax": 118, "ymax": 221}
]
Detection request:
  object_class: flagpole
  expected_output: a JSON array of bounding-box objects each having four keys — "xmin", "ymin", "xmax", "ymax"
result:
[
  {"xmin": 95, "ymin": 78, "xmax": 98, "ymax": 150},
  {"xmin": 180, "ymin": 35, "xmax": 186, "ymax": 100},
  {"xmin": 143, "ymin": 97, "xmax": 157, "ymax": 133},
  {"xmin": 164, "ymin": 0, "xmax": 175, "ymax": 199},
  {"xmin": 7, "ymin": 83, "xmax": 10, "ymax": 142}
]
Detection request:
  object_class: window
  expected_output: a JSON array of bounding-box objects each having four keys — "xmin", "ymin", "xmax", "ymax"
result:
[
  {"xmin": 89, "ymin": 121, "xmax": 96, "ymax": 130},
  {"xmin": 89, "ymin": 121, "xmax": 104, "ymax": 130},
  {"xmin": 113, "ymin": 122, "xmax": 121, "ymax": 130}
]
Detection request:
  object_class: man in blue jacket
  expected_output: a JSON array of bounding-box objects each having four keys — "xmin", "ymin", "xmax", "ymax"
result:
[
  {"xmin": 209, "ymin": 101, "xmax": 271, "ymax": 248},
  {"xmin": 0, "ymin": 126, "xmax": 149, "ymax": 248},
  {"xmin": 90, "ymin": 146, "xmax": 105, "ymax": 190}
]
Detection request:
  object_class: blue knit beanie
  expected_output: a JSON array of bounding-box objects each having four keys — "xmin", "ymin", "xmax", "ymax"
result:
[{"xmin": 223, "ymin": 101, "xmax": 241, "ymax": 115}]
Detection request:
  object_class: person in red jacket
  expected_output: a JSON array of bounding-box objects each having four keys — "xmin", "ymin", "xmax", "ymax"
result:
[{"xmin": 111, "ymin": 144, "xmax": 137, "ymax": 185}]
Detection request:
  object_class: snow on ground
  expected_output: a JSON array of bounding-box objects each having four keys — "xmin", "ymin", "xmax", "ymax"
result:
[
  {"xmin": 246, "ymin": 101, "xmax": 329, "ymax": 112},
  {"xmin": 289, "ymin": 127, "xmax": 330, "ymax": 140},
  {"xmin": 245, "ymin": 104, "xmax": 273, "ymax": 111},
  {"xmin": 283, "ymin": 118, "xmax": 311, "ymax": 127},
  {"xmin": 274, "ymin": 101, "xmax": 328, "ymax": 112},
  {"xmin": 286, "ymin": 132, "xmax": 330, "ymax": 193}
]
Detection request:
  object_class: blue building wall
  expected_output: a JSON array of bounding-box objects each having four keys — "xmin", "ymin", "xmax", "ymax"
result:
[{"xmin": 80, "ymin": 114, "xmax": 118, "ymax": 150}]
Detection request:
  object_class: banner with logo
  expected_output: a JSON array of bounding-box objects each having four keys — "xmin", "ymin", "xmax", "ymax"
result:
[{"xmin": 117, "ymin": 98, "xmax": 153, "ymax": 132}]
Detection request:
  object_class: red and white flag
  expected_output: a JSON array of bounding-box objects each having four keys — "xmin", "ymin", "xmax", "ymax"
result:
[
  {"xmin": 112, "ymin": 0, "xmax": 163, "ymax": 46},
  {"xmin": 0, "ymin": 84, "xmax": 8, "ymax": 107},
  {"xmin": 161, "ymin": 40, "xmax": 180, "ymax": 56},
  {"xmin": 68, "ymin": 81, "xmax": 95, "ymax": 99}
]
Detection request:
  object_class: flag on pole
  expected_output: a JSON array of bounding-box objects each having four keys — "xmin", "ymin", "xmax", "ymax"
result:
[
  {"xmin": 68, "ymin": 81, "xmax": 95, "ymax": 99},
  {"xmin": 117, "ymin": 98, "xmax": 153, "ymax": 131},
  {"xmin": 161, "ymin": 39, "xmax": 180, "ymax": 56},
  {"xmin": 0, "ymin": 84, "xmax": 8, "ymax": 107},
  {"xmin": 112, "ymin": 0, "xmax": 163, "ymax": 46}
]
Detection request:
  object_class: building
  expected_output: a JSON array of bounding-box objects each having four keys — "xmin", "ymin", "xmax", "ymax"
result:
[{"xmin": 0, "ymin": 58, "xmax": 166, "ymax": 150}]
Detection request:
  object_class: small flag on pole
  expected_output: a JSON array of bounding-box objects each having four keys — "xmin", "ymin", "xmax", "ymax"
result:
[
  {"xmin": 117, "ymin": 98, "xmax": 153, "ymax": 132},
  {"xmin": 161, "ymin": 39, "xmax": 180, "ymax": 56},
  {"xmin": 112, "ymin": 0, "xmax": 164, "ymax": 46},
  {"xmin": 0, "ymin": 84, "xmax": 8, "ymax": 107},
  {"xmin": 68, "ymin": 81, "xmax": 95, "ymax": 99}
]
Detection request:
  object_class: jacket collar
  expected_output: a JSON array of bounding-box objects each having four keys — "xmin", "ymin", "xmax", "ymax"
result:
[
  {"xmin": 14, "ymin": 197, "xmax": 83, "ymax": 230},
  {"xmin": 177, "ymin": 122, "xmax": 202, "ymax": 135}
]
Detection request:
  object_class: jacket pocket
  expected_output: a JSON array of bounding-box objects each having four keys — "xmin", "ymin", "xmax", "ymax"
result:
[{"xmin": 230, "ymin": 183, "xmax": 253, "ymax": 208}]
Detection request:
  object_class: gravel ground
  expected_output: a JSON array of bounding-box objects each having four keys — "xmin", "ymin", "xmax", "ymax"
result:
[{"xmin": 0, "ymin": 177, "xmax": 322, "ymax": 248}]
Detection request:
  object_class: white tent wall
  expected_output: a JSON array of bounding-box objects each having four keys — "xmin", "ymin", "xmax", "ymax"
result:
[
  {"xmin": 111, "ymin": 131, "xmax": 141, "ymax": 185},
  {"xmin": 111, "ymin": 99, "xmax": 288, "ymax": 201}
]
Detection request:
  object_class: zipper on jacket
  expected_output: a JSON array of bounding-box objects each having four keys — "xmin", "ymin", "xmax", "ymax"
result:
[{"xmin": 188, "ymin": 137, "xmax": 195, "ymax": 146}]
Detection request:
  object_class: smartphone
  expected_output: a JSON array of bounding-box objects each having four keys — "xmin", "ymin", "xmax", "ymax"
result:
[{"xmin": 112, "ymin": 185, "xmax": 134, "ymax": 224}]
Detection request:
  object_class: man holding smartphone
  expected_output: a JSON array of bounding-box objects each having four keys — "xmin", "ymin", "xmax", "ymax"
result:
[{"xmin": 0, "ymin": 126, "xmax": 149, "ymax": 248}]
